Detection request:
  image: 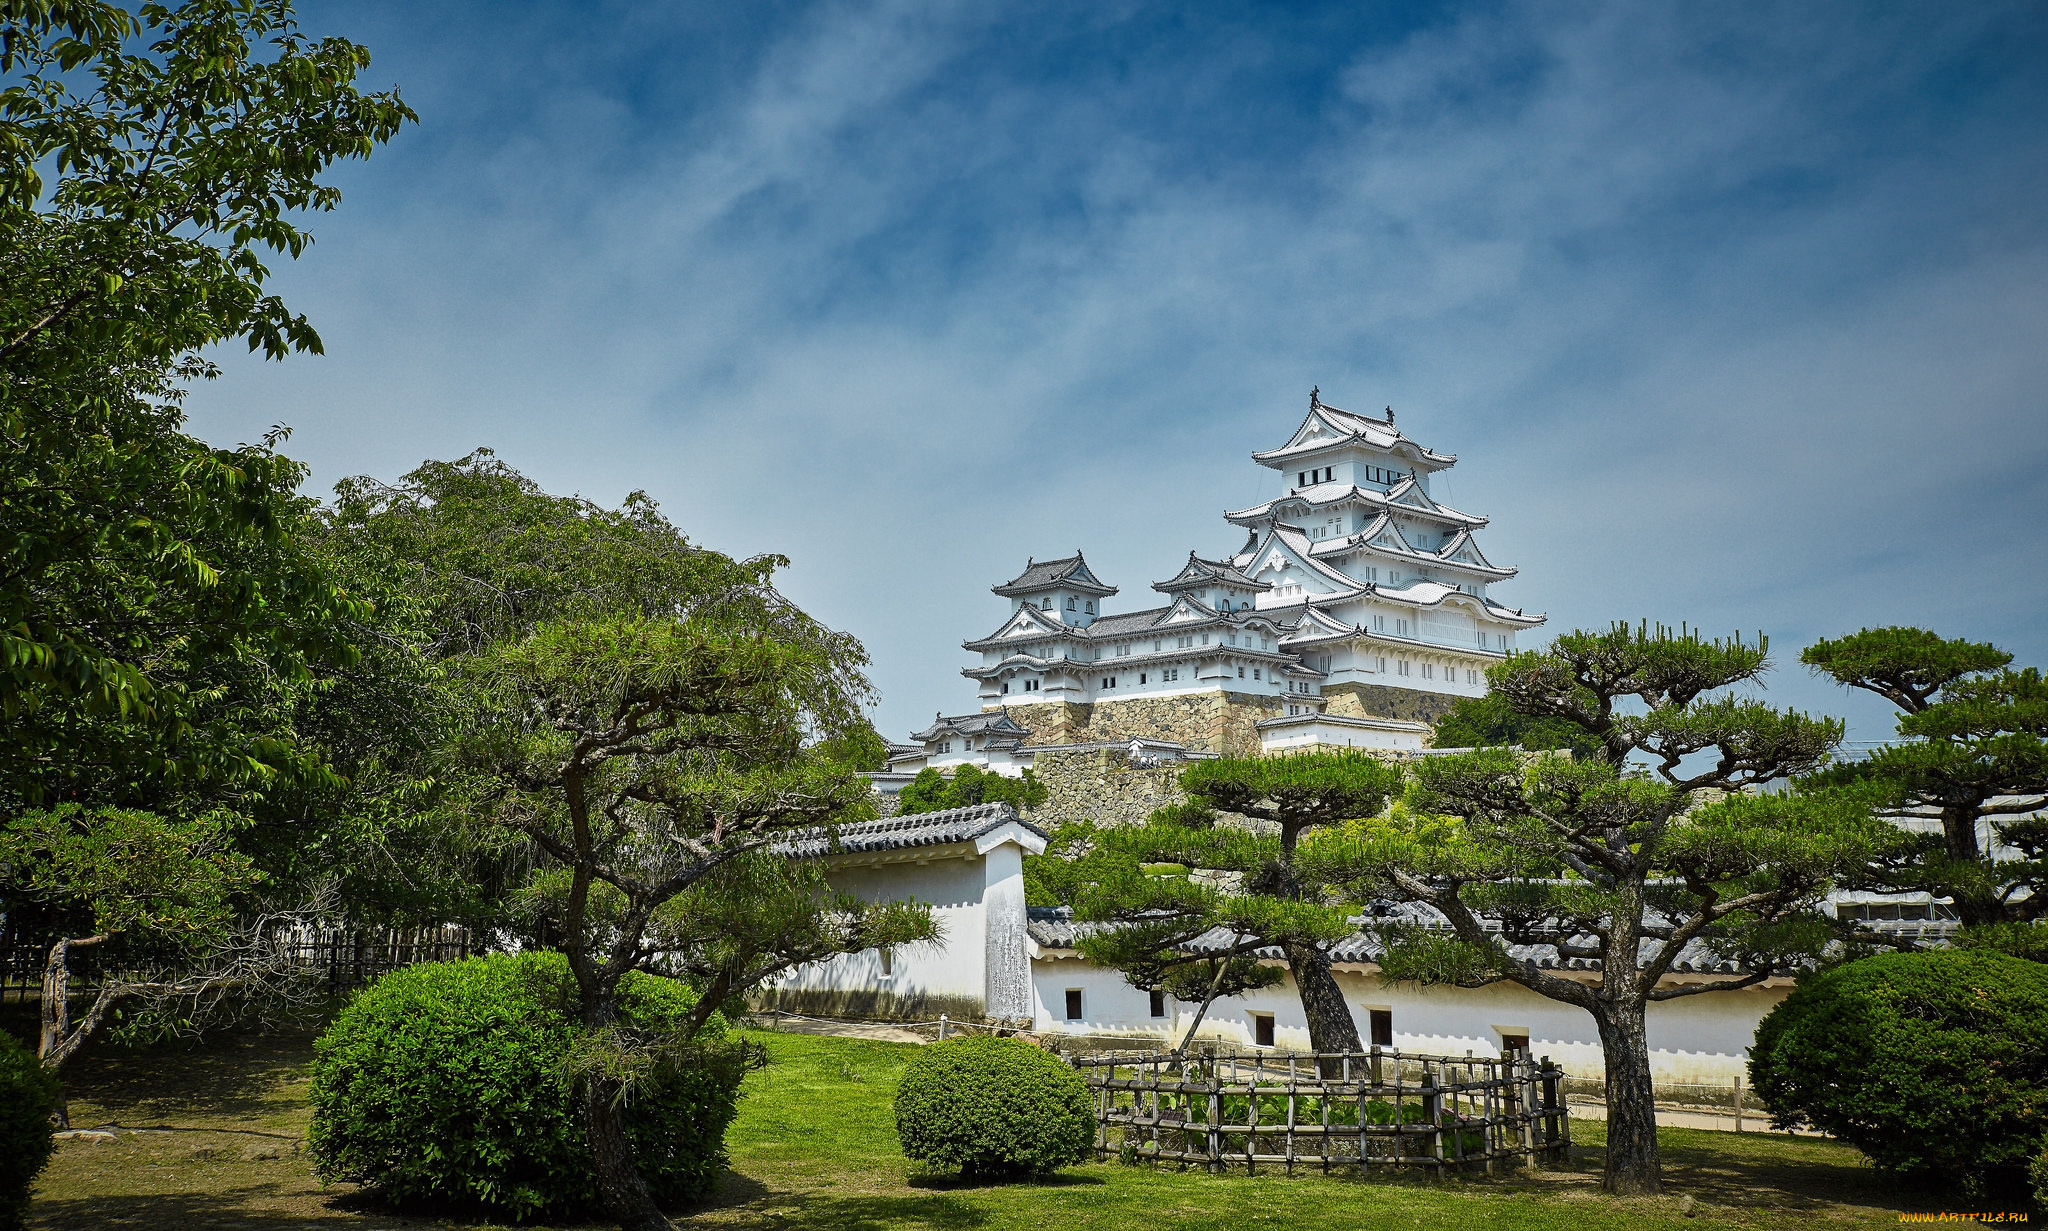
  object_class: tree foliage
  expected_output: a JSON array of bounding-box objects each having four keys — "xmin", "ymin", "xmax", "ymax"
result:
[
  {"xmin": 1750, "ymin": 949, "xmax": 2048, "ymax": 1195},
  {"xmin": 1429, "ymin": 691, "xmax": 1603, "ymax": 759},
  {"xmin": 420, "ymin": 492, "xmax": 935, "ymax": 1229},
  {"xmin": 0, "ymin": 0, "xmax": 413, "ymax": 793},
  {"xmin": 0, "ymin": 0, "xmax": 413, "ymax": 1072},
  {"xmin": 1802, "ymin": 627, "xmax": 2048, "ymax": 926},
  {"xmin": 1309, "ymin": 622, "xmax": 1891, "ymax": 1196},
  {"xmin": 1068, "ymin": 751, "xmax": 1404, "ymax": 1057},
  {"xmin": 896, "ymin": 763, "xmax": 1047, "ymax": 816}
]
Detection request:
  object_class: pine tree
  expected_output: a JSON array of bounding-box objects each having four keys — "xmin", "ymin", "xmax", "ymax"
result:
[
  {"xmin": 1305, "ymin": 623, "xmax": 1895, "ymax": 1195},
  {"xmin": 1070, "ymin": 751, "xmax": 1404, "ymax": 1059},
  {"xmin": 1802, "ymin": 627, "xmax": 2048, "ymax": 927}
]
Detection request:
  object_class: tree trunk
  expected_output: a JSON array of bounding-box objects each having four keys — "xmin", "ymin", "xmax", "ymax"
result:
[
  {"xmin": 1593, "ymin": 1000, "xmax": 1660, "ymax": 1195},
  {"xmin": 581, "ymin": 1078, "xmax": 670, "ymax": 1231},
  {"xmin": 1280, "ymin": 940, "xmax": 1361, "ymax": 1073},
  {"xmin": 1942, "ymin": 801, "xmax": 2006, "ymax": 927},
  {"xmin": 578, "ymin": 993, "xmax": 669, "ymax": 1231}
]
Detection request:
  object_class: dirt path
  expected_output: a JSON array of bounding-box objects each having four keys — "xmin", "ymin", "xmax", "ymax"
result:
[{"xmin": 748, "ymin": 1012, "xmax": 929, "ymax": 1044}]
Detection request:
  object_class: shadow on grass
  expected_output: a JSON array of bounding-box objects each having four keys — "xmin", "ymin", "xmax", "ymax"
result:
[
  {"xmin": 702, "ymin": 1192, "xmax": 992, "ymax": 1231},
  {"xmin": 57, "ymin": 1030, "xmax": 318, "ymax": 1125},
  {"xmin": 905, "ymin": 1170, "xmax": 1106, "ymax": 1191},
  {"xmin": 1570, "ymin": 1123, "xmax": 1905, "ymax": 1214},
  {"xmin": 32, "ymin": 1184, "xmax": 363, "ymax": 1231}
]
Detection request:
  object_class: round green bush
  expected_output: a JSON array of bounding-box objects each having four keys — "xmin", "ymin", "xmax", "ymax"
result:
[
  {"xmin": 0, "ymin": 1031, "xmax": 58, "ymax": 1231},
  {"xmin": 894, "ymin": 1035, "xmax": 1094, "ymax": 1177},
  {"xmin": 308, "ymin": 952, "xmax": 743, "ymax": 1220},
  {"xmin": 1750, "ymin": 949, "xmax": 2048, "ymax": 1191}
]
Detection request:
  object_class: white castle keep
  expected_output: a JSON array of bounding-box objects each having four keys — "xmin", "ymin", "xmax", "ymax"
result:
[{"xmin": 892, "ymin": 391, "xmax": 1546, "ymax": 773}]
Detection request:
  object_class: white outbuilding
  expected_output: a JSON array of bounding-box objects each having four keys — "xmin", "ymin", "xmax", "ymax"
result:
[{"xmin": 764, "ymin": 803, "xmax": 1797, "ymax": 1084}]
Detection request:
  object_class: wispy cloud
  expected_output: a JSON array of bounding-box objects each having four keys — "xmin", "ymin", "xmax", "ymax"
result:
[{"xmin": 189, "ymin": 0, "xmax": 2048, "ymax": 739}]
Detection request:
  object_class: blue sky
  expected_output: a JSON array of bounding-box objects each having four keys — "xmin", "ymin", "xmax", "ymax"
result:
[{"xmin": 183, "ymin": 0, "xmax": 2048, "ymax": 743}]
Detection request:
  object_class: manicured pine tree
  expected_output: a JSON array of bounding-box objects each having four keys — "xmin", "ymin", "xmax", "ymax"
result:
[
  {"xmin": 1304, "ymin": 623, "xmax": 1896, "ymax": 1196},
  {"xmin": 1801, "ymin": 627, "xmax": 2048, "ymax": 928},
  {"xmin": 1069, "ymin": 751, "xmax": 1405, "ymax": 1058}
]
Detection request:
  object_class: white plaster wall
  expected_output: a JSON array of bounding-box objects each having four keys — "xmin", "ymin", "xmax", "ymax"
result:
[
  {"xmin": 982, "ymin": 843, "xmax": 1032, "ymax": 1020},
  {"xmin": 1030, "ymin": 954, "xmax": 1172, "ymax": 1036},
  {"xmin": 1030, "ymin": 958, "xmax": 1788, "ymax": 1084},
  {"xmin": 779, "ymin": 854, "xmax": 987, "ymax": 1007}
]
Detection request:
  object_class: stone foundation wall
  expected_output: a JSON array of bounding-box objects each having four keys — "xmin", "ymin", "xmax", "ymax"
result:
[
  {"xmin": 1322, "ymin": 682, "xmax": 1462, "ymax": 726},
  {"xmin": 1022, "ymin": 746, "xmax": 1188, "ymax": 831},
  {"xmin": 987, "ymin": 690, "xmax": 1289, "ymax": 756}
]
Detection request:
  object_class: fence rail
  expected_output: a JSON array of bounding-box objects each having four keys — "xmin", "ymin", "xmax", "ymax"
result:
[
  {"xmin": 0, "ymin": 929, "xmax": 481, "ymax": 1003},
  {"xmin": 1070, "ymin": 1044, "xmax": 1570, "ymax": 1177}
]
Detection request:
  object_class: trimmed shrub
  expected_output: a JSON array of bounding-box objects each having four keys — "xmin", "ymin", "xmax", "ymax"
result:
[
  {"xmin": 308, "ymin": 952, "xmax": 743, "ymax": 1220},
  {"xmin": 894, "ymin": 1035, "xmax": 1093, "ymax": 1177},
  {"xmin": 0, "ymin": 1031, "xmax": 58, "ymax": 1231},
  {"xmin": 1750, "ymin": 949, "xmax": 2048, "ymax": 1193}
]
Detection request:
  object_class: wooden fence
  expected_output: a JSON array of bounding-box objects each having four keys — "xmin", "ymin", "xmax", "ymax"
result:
[
  {"xmin": 0, "ymin": 928, "xmax": 480, "ymax": 1003},
  {"xmin": 1070, "ymin": 1044, "xmax": 1570, "ymax": 1177}
]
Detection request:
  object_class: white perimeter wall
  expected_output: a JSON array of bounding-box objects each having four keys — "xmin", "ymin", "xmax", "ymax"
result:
[
  {"xmin": 779, "ymin": 854, "xmax": 989, "ymax": 1010},
  {"xmin": 1031, "ymin": 956, "xmax": 1787, "ymax": 1084}
]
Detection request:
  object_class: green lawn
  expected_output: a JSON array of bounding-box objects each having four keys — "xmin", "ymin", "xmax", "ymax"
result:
[{"xmin": 27, "ymin": 1024, "xmax": 1946, "ymax": 1229}]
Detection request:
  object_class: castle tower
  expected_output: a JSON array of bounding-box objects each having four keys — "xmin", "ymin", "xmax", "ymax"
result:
[{"xmin": 949, "ymin": 391, "xmax": 1545, "ymax": 756}]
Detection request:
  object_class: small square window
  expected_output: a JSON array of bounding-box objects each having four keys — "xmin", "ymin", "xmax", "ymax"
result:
[
  {"xmin": 1149, "ymin": 990, "xmax": 1166, "ymax": 1018},
  {"xmin": 1253, "ymin": 1014, "xmax": 1275, "ymax": 1048},
  {"xmin": 1369, "ymin": 1009, "xmax": 1393, "ymax": 1048},
  {"xmin": 1065, "ymin": 989, "xmax": 1083, "ymax": 1021}
]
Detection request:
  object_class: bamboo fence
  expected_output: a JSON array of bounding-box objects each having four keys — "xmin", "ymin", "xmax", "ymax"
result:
[{"xmin": 1069, "ymin": 1044, "xmax": 1570, "ymax": 1177}]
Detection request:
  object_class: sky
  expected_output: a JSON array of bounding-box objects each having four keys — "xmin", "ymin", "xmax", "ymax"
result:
[{"xmin": 181, "ymin": 0, "xmax": 2048, "ymax": 744}]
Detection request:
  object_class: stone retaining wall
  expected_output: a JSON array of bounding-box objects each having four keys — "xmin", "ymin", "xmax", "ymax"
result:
[
  {"xmin": 988, "ymin": 690, "xmax": 1291, "ymax": 756},
  {"xmin": 1022, "ymin": 746, "xmax": 1188, "ymax": 831},
  {"xmin": 1322, "ymin": 682, "xmax": 1461, "ymax": 725}
]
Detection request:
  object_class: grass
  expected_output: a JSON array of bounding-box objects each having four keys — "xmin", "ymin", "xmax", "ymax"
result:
[{"xmin": 23, "ymin": 1023, "xmax": 1955, "ymax": 1230}]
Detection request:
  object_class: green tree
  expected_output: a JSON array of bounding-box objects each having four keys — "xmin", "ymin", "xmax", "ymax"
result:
[
  {"xmin": 0, "ymin": 0, "xmax": 414, "ymax": 1058},
  {"xmin": 1068, "ymin": 752, "xmax": 1404, "ymax": 1057},
  {"xmin": 1305, "ymin": 623, "xmax": 1896, "ymax": 1196},
  {"xmin": 1802, "ymin": 627, "xmax": 2048, "ymax": 928},
  {"xmin": 1430, "ymin": 691, "xmax": 1603, "ymax": 758},
  {"xmin": 895, "ymin": 763, "xmax": 1048, "ymax": 816},
  {"xmin": 449, "ymin": 570, "xmax": 934, "ymax": 1230},
  {"xmin": 0, "ymin": 0, "xmax": 413, "ymax": 789}
]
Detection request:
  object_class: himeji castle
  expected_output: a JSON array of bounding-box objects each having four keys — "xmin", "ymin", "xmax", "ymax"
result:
[{"xmin": 899, "ymin": 391, "xmax": 1546, "ymax": 768}]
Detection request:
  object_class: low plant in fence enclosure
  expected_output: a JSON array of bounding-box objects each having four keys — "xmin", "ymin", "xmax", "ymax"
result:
[
  {"xmin": 1072, "ymin": 1046, "xmax": 1566, "ymax": 1175},
  {"xmin": 895, "ymin": 1035, "xmax": 1095, "ymax": 1177},
  {"xmin": 307, "ymin": 952, "xmax": 746, "ymax": 1221}
]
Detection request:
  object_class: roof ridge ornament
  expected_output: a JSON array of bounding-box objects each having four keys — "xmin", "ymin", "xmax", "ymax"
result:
[
  {"xmin": 1310, "ymin": 385, "xmax": 1321, "ymax": 410},
  {"xmin": 1386, "ymin": 406, "xmax": 1394, "ymax": 425}
]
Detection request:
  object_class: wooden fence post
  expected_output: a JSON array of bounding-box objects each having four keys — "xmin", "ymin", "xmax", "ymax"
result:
[{"xmin": 1734, "ymin": 1075, "xmax": 1743, "ymax": 1133}]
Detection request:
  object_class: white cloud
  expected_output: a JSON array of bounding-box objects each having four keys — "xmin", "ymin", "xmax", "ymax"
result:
[{"xmin": 185, "ymin": 0, "xmax": 2048, "ymax": 742}]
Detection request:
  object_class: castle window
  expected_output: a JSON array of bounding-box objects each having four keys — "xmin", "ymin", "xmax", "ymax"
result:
[
  {"xmin": 1237, "ymin": 666, "xmax": 1245, "ymax": 678},
  {"xmin": 1253, "ymin": 668, "xmax": 1260, "ymax": 680},
  {"xmin": 1201, "ymin": 634, "xmax": 1209, "ymax": 645},
  {"xmin": 1149, "ymin": 990, "xmax": 1167, "ymax": 1018},
  {"xmin": 1377, "ymin": 656, "xmax": 1387, "ymax": 672},
  {"xmin": 1370, "ymin": 1009, "xmax": 1393, "ymax": 1048},
  {"xmin": 1154, "ymin": 640, "xmax": 1162, "ymax": 652},
  {"xmin": 1085, "ymin": 601, "xmax": 1094, "ymax": 613},
  {"xmin": 1139, "ymin": 673, "xmax": 1146, "ymax": 684},
  {"xmin": 1042, "ymin": 598, "xmax": 1051, "ymax": 610},
  {"xmin": 1067, "ymin": 597, "xmax": 1076, "ymax": 610},
  {"xmin": 1001, "ymin": 683, "xmax": 1009, "ymax": 694},
  {"xmin": 1253, "ymin": 1014, "xmax": 1275, "ymax": 1047},
  {"xmin": 1065, "ymin": 989, "xmax": 1084, "ymax": 1021}
]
